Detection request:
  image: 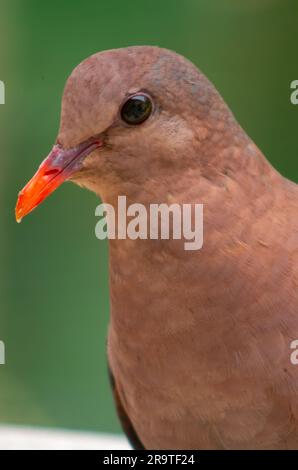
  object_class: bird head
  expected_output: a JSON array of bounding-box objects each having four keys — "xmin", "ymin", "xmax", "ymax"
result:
[{"xmin": 15, "ymin": 46, "xmax": 238, "ymax": 222}]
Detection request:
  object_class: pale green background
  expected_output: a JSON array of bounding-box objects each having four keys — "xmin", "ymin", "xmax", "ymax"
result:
[{"xmin": 0, "ymin": 0, "xmax": 297, "ymax": 434}]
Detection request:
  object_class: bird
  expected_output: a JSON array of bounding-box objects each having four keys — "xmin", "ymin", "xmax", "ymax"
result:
[{"xmin": 15, "ymin": 46, "xmax": 298, "ymax": 449}]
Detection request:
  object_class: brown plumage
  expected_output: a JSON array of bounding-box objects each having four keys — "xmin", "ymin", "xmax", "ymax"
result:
[
  {"xmin": 108, "ymin": 365, "xmax": 144, "ymax": 449},
  {"xmin": 16, "ymin": 46, "xmax": 298, "ymax": 449}
]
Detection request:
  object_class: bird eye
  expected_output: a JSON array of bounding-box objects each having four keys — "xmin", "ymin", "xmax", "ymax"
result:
[{"xmin": 120, "ymin": 94, "xmax": 153, "ymax": 125}]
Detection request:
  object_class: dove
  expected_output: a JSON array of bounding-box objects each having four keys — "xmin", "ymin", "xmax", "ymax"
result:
[{"xmin": 15, "ymin": 46, "xmax": 298, "ymax": 449}]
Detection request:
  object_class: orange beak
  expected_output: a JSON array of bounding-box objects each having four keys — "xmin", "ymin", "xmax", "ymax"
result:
[{"xmin": 15, "ymin": 137, "xmax": 102, "ymax": 222}]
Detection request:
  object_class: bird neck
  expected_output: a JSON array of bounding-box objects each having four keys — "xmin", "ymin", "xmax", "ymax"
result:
[{"xmin": 104, "ymin": 141, "xmax": 281, "ymax": 333}]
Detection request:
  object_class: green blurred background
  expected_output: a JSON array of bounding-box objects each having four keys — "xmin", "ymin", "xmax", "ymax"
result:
[{"xmin": 0, "ymin": 0, "xmax": 297, "ymax": 434}]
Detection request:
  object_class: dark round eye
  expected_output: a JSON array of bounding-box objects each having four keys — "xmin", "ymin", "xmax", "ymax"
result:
[{"xmin": 121, "ymin": 94, "xmax": 153, "ymax": 125}]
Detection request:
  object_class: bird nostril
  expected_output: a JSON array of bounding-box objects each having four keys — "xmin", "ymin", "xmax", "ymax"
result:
[{"xmin": 43, "ymin": 168, "xmax": 60, "ymax": 177}]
